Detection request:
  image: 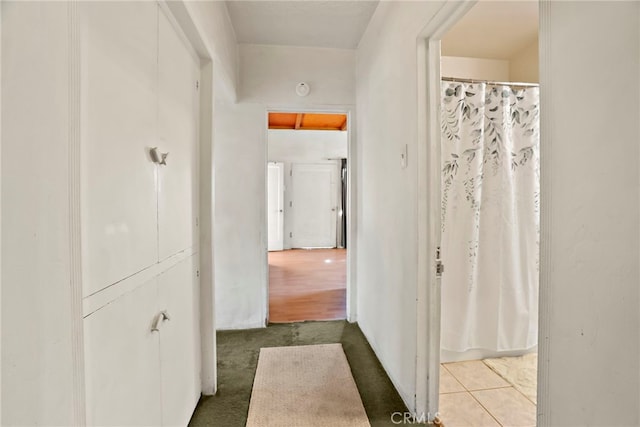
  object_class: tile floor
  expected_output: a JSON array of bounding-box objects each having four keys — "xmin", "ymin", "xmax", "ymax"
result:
[{"xmin": 439, "ymin": 360, "xmax": 536, "ymax": 427}]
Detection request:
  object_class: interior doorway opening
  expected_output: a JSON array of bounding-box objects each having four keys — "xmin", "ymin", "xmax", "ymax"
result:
[
  {"xmin": 417, "ymin": 1, "xmax": 541, "ymax": 423},
  {"xmin": 266, "ymin": 112, "xmax": 349, "ymax": 323}
]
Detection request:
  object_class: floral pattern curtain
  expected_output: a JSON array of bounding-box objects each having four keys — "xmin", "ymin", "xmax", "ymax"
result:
[{"xmin": 440, "ymin": 81, "xmax": 540, "ymax": 352}]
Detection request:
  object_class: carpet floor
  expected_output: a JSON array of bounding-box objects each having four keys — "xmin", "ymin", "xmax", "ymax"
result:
[{"xmin": 188, "ymin": 321, "xmax": 407, "ymax": 427}]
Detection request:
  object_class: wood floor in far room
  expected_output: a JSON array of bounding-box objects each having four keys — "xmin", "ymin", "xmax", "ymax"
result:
[{"xmin": 268, "ymin": 248, "xmax": 346, "ymax": 323}]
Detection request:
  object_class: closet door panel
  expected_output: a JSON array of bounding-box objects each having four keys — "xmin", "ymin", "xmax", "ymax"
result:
[
  {"xmin": 158, "ymin": 256, "xmax": 201, "ymax": 427},
  {"xmin": 84, "ymin": 279, "xmax": 162, "ymax": 426},
  {"xmin": 80, "ymin": 2, "xmax": 159, "ymax": 296},
  {"xmin": 157, "ymin": 10, "xmax": 199, "ymax": 261}
]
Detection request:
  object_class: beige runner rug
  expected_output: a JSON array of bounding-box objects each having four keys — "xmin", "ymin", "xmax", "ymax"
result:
[{"xmin": 246, "ymin": 344, "xmax": 371, "ymax": 427}]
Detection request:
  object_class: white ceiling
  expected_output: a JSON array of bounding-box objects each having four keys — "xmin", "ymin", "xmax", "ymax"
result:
[
  {"xmin": 442, "ymin": 1, "xmax": 538, "ymax": 59},
  {"xmin": 225, "ymin": 1, "xmax": 379, "ymax": 50}
]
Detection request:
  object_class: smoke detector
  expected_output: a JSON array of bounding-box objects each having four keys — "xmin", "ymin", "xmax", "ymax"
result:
[{"xmin": 295, "ymin": 82, "xmax": 310, "ymax": 97}]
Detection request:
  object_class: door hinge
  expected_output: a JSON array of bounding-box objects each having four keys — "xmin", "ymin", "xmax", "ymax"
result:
[
  {"xmin": 290, "ymin": 169, "xmax": 292, "ymax": 176},
  {"xmin": 290, "ymin": 201, "xmax": 292, "ymax": 207},
  {"xmin": 196, "ymin": 80, "xmax": 199, "ymax": 90},
  {"xmin": 196, "ymin": 270, "xmax": 200, "ymax": 278},
  {"xmin": 289, "ymin": 232, "xmax": 292, "ymax": 238},
  {"xmin": 436, "ymin": 246, "xmax": 444, "ymax": 277}
]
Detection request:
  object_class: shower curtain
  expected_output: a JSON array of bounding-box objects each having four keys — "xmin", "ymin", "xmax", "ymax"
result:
[{"xmin": 440, "ymin": 81, "xmax": 539, "ymax": 353}]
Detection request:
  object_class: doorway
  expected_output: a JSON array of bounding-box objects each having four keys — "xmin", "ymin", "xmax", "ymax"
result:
[
  {"xmin": 265, "ymin": 112, "xmax": 349, "ymax": 323},
  {"xmin": 416, "ymin": 1, "xmax": 541, "ymax": 423}
]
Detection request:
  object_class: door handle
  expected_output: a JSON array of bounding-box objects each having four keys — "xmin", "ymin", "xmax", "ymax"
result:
[
  {"xmin": 151, "ymin": 310, "xmax": 170, "ymax": 332},
  {"xmin": 149, "ymin": 147, "xmax": 169, "ymax": 166}
]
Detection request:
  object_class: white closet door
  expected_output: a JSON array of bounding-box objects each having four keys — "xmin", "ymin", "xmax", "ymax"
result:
[
  {"xmin": 80, "ymin": 2, "xmax": 159, "ymax": 296},
  {"xmin": 157, "ymin": 9, "xmax": 200, "ymax": 261},
  {"xmin": 158, "ymin": 256, "xmax": 201, "ymax": 427},
  {"xmin": 84, "ymin": 279, "xmax": 162, "ymax": 426}
]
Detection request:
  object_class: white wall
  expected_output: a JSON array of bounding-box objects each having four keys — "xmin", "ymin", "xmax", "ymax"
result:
[
  {"xmin": 355, "ymin": 0, "xmax": 445, "ymax": 411},
  {"xmin": 509, "ymin": 39, "xmax": 538, "ymax": 83},
  {"xmin": 2, "ymin": 3, "xmax": 77, "ymax": 424},
  {"xmin": 268, "ymin": 129, "xmax": 347, "ymax": 162},
  {"xmin": 239, "ymin": 44, "xmax": 355, "ymax": 105},
  {"xmin": 168, "ymin": 0, "xmax": 239, "ymax": 393},
  {"xmin": 441, "ymin": 55, "xmax": 509, "ymax": 81},
  {"xmin": 181, "ymin": 0, "xmax": 239, "ymax": 395},
  {"xmin": 441, "ymin": 48, "xmax": 538, "ymax": 84},
  {"xmin": 214, "ymin": 102, "xmax": 267, "ymax": 329},
  {"xmin": 539, "ymin": 2, "xmax": 640, "ymax": 425},
  {"xmin": 214, "ymin": 44, "xmax": 355, "ymax": 329},
  {"xmin": 268, "ymin": 129, "xmax": 347, "ymax": 249},
  {"xmin": 184, "ymin": 1, "xmax": 238, "ymax": 101}
]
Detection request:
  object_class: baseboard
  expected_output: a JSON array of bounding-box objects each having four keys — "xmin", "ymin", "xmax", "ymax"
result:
[
  {"xmin": 216, "ymin": 321, "xmax": 266, "ymax": 331},
  {"xmin": 441, "ymin": 345, "xmax": 538, "ymax": 363},
  {"xmin": 357, "ymin": 322, "xmax": 415, "ymax": 413}
]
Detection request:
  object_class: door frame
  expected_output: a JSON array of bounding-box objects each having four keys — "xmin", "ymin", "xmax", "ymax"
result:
[
  {"xmin": 414, "ymin": 1, "xmax": 476, "ymax": 418},
  {"xmin": 415, "ymin": 0, "xmax": 547, "ymax": 421},
  {"xmin": 263, "ymin": 106, "xmax": 357, "ymax": 323},
  {"xmin": 144, "ymin": 0, "xmax": 219, "ymax": 397}
]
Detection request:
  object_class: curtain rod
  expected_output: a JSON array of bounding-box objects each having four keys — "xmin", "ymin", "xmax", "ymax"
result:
[{"xmin": 441, "ymin": 76, "xmax": 539, "ymax": 88}]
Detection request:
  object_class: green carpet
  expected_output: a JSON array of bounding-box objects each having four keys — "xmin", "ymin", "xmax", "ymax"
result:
[{"xmin": 188, "ymin": 320, "xmax": 408, "ymax": 427}]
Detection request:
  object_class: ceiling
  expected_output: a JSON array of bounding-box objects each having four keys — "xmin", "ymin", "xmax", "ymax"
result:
[
  {"xmin": 226, "ymin": 1, "xmax": 379, "ymax": 49},
  {"xmin": 269, "ymin": 113, "xmax": 347, "ymax": 131},
  {"xmin": 442, "ymin": 1, "xmax": 538, "ymax": 59}
]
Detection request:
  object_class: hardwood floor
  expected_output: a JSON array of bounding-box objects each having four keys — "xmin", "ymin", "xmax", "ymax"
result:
[{"xmin": 268, "ymin": 248, "xmax": 346, "ymax": 323}]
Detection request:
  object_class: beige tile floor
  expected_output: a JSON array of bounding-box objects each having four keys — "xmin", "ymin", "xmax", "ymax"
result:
[{"xmin": 439, "ymin": 360, "xmax": 537, "ymax": 427}]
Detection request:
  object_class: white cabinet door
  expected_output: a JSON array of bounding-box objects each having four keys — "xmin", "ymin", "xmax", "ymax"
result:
[
  {"xmin": 82, "ymin": 5, "xmax": 201, "ymax": 427},
  {"xmin": 158, "ymin": 256, "xmax": 201, "ymax": 427},
  {"xmin": 291, "ymin": 163, "xmax": 339, "ymax": 248},
  {"xmin": 84, "ymin": 259, "xmax": 200, "ymax": 427},
  {"xmin": 81, "ymin": 2, "xmax": 160, "ymax": 296},
  {"xmin": 157, "ymin": 9, "xmax": 200, "ymax": 261},
  {"xmin": 84, "ymin": 279, "xmax": 162, "ymax": 427}
]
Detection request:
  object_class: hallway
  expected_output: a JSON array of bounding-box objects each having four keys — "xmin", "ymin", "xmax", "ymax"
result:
[
  {"xmin": 4, "ymin": 2, "xmax": 640, "ymax": 426},
  {"xmin": 268, "ymin": 249, "xmax": 346, "ymax": 323},
  {"xmin": 188, "ymin": 321, "xmax": 406, "ymax": 427}
]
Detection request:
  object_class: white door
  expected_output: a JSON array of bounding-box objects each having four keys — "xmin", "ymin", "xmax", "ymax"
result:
[
  {"xmin": 157, "ymin": 8, "xmax": 200, "ymax": 261},
  {"xmin": 291, "ymin": 163, "xmax": 338, "ymax": 248},
  {"xmin": 268, "ymin": 162, "xmax": 285, "ymax": 251}
]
